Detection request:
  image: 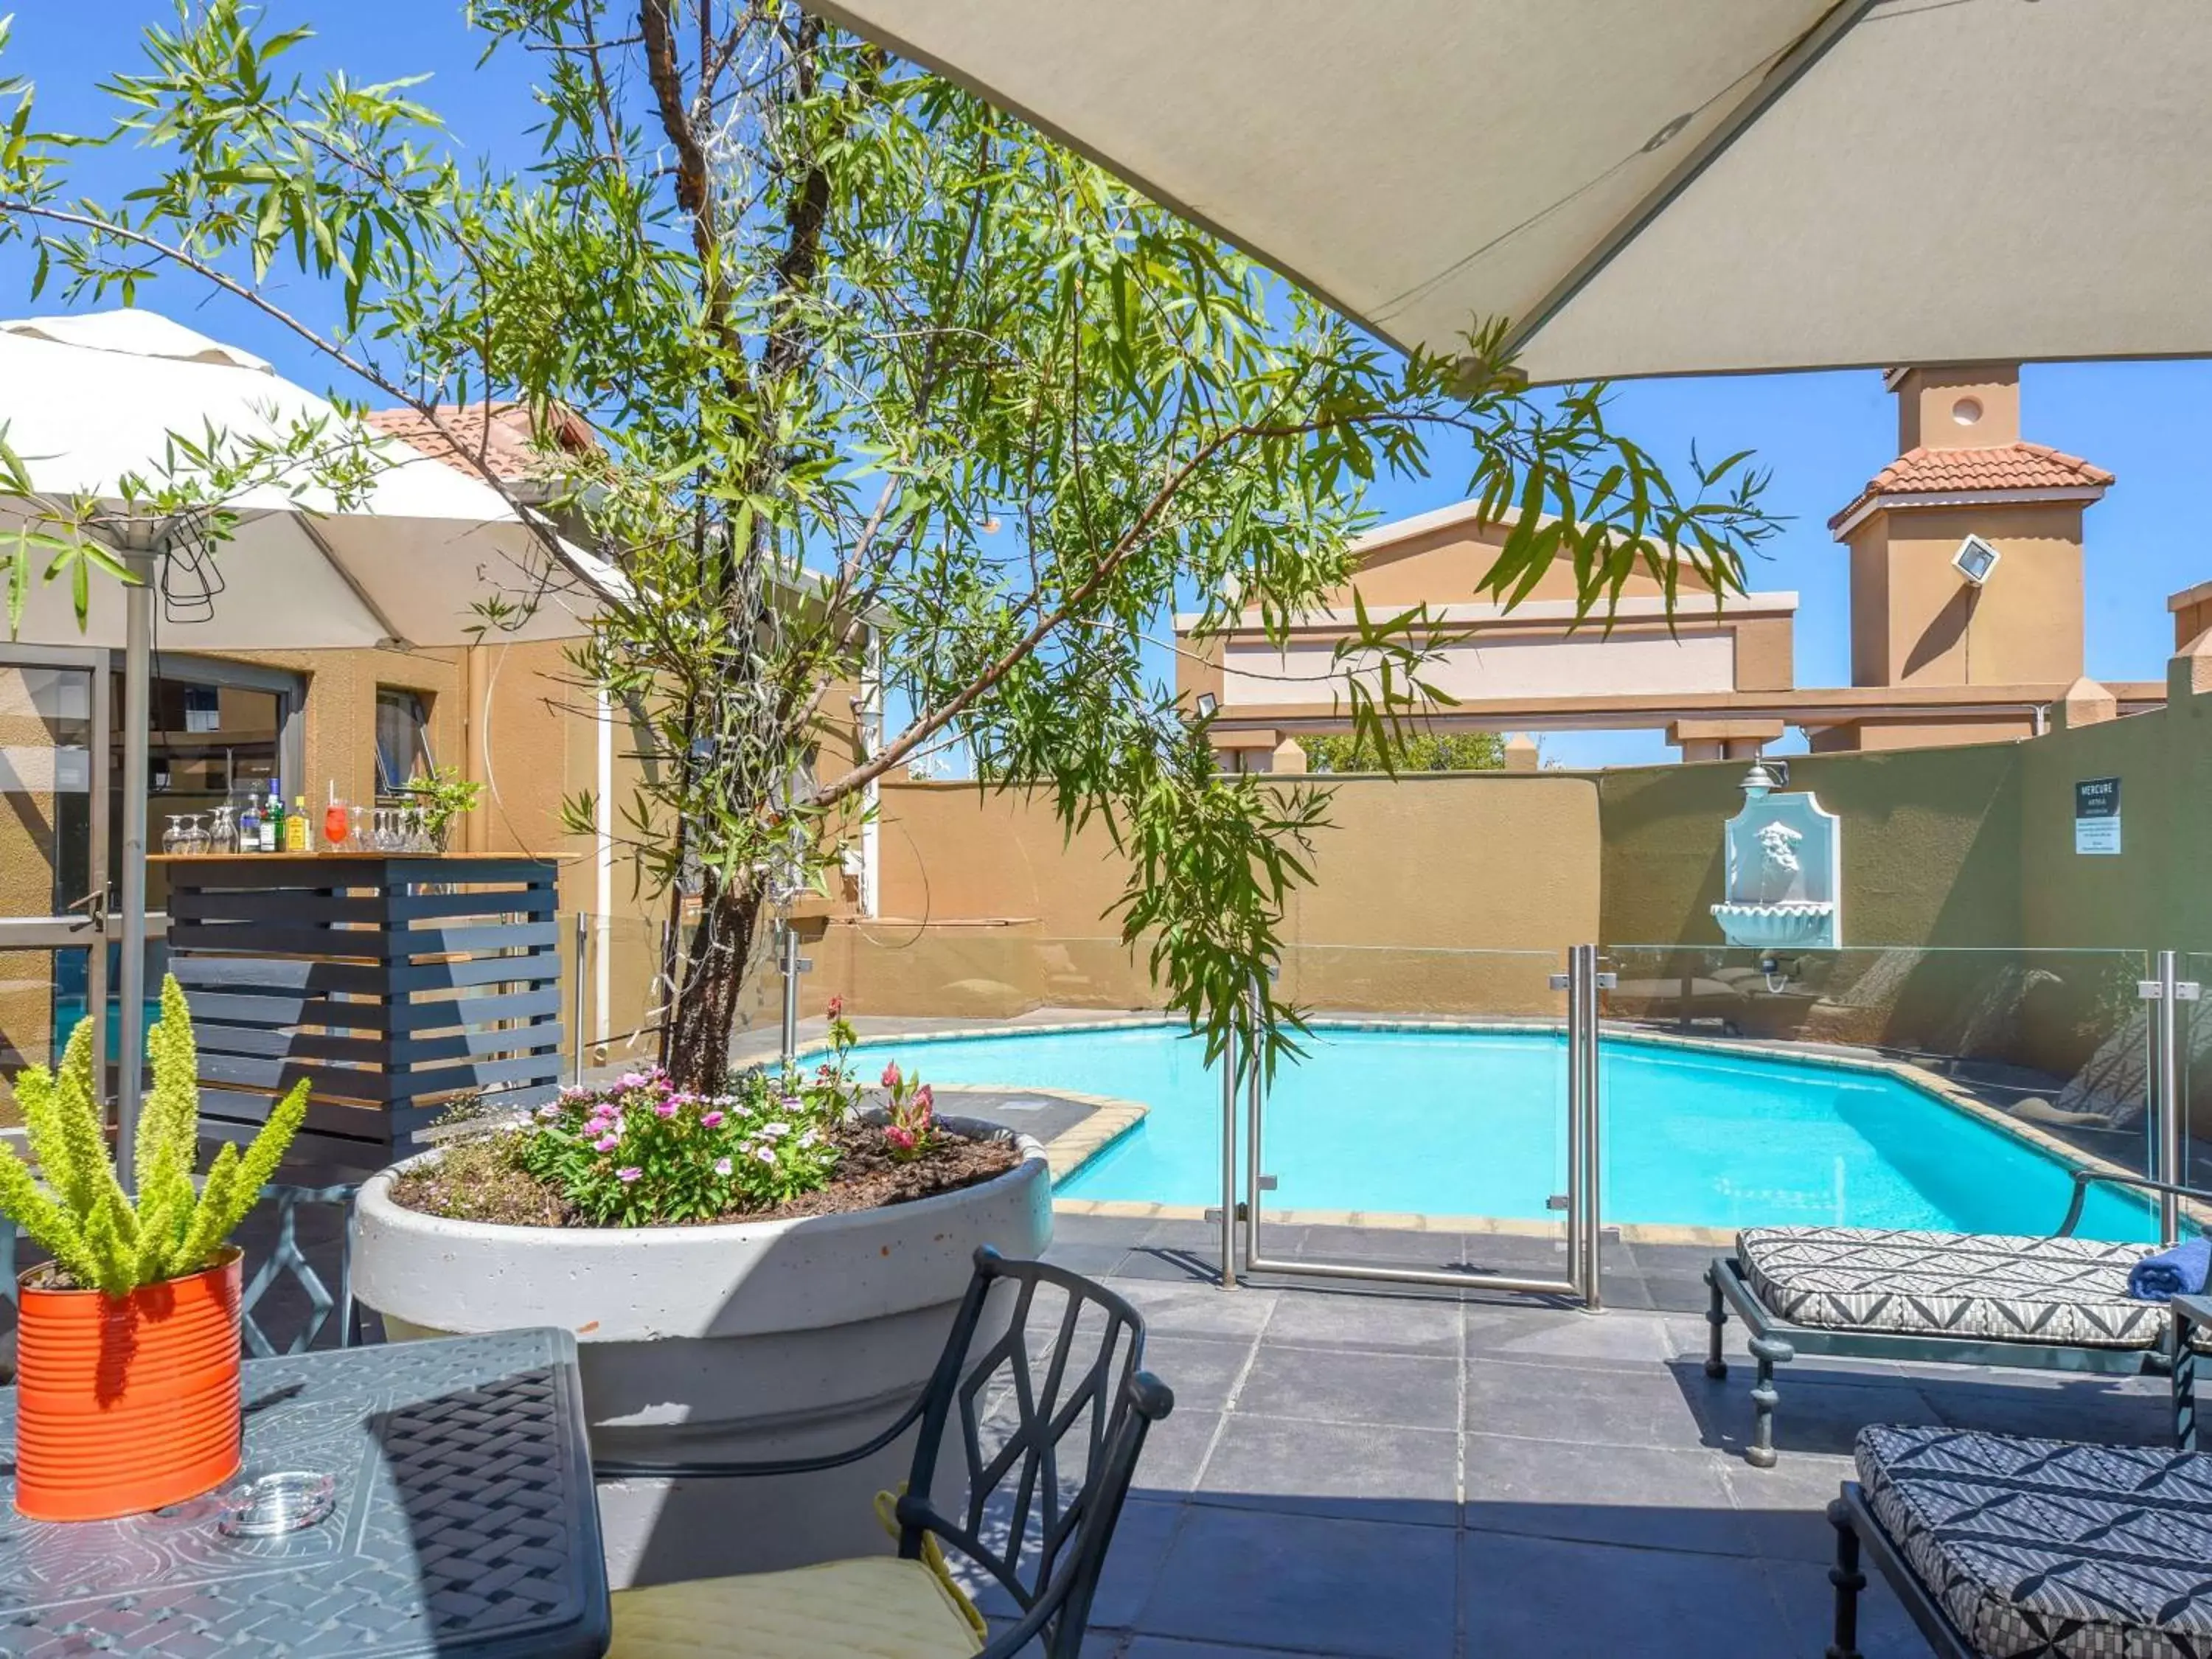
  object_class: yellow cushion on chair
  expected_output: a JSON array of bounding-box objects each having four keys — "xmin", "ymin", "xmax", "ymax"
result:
[{"xmin": 609, "ymin": 1555, "xmax": 988, "ymax": 1659}]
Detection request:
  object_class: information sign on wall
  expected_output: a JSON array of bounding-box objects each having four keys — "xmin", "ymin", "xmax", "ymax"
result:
[{"xmin": 2074, "ymin": 776, "xmax": 2121, "ymax": 855}]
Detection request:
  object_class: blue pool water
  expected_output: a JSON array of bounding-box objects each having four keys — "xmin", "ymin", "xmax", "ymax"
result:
[{"xmin": 845, "ymin": 1023, "xmax": 2160, "ymax": 1239}]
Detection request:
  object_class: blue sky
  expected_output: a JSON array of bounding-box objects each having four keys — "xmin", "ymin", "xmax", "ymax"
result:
[{"xmin": 14, "ymin": 3, "xmax": 2211, "ymax": 769}]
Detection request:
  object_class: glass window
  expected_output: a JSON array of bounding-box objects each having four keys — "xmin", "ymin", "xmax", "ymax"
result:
[
  {"xmin": 375, "ymin": 688, "xmax": 434, "ymax": 797},
  {"xmin": 112, "ymin": 669, "xmax": 287, "ymax": 908}
]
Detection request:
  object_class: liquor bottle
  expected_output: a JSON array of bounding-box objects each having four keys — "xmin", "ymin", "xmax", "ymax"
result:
[
  {"xmin": 237, "ymin": 796, "xmax": 261, "ymax": 852},
  {"xmin": 260, "ymin": 787, "xmax": 282, "ymax": 852},
  {"xmin": 286, "ymin": 794, "xmax": 310, "ymax": 852}
]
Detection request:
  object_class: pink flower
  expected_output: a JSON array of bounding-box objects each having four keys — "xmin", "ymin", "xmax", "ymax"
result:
[
  {"xmin": 654, "ymin": 1099, "xmax": 678, "ymax": 1119},
  {"xmin": 827, "ymin": 995, "xmax": 844, "ymax": 1018},
  {"xmin": 616, "ymin": 1166, "xmax": 642, "ymax": 1183},
  {"xmin": 700, "ymin": 1110, "xmax": 725, "ymax": 1129},
  {"xmin": 713, "ymin": 1156, "xmax": 733, "ymax": 1177},
  {"xmin": 880, "ymin": 1062, "xmax": 901, "ymax": 1089},
  {"xmin": 753, "ymin": 1145, "xmax": 777, "ymax": 1167},
  {"xmin": 618, "ymin": 1072, "xmax": 647, "ymax": 1090},
  {"xmin": 594, "ymin": 1133, "xmax": 620, "ymax": 1152},
  {"xmin": 885, "ymin": 1124, "xmax": 917, "ymax": 1152},
  {"xmin": 914, "ymin": 1083, "xmax": 933, "ymax": 1116}
]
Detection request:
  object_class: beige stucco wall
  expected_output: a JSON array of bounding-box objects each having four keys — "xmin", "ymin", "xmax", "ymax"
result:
[
  {"xmin": 819, "ymin": 773, "xmax": 1601, "ymax": 1022},
  {"xmin": 1845, "ymin": 502, "xmax": 2086, "ymax": 689},
  {"xmin": 0, "ymin": 666, "xmax": 73, "ymax": 1088},
  {"xmin": 1596, "ymin": 742, "xmax": 2026, "ymax": 953},
  {"xmin": 2019, "ymin": 681, "xmax": 2212, "ymax": 953}
]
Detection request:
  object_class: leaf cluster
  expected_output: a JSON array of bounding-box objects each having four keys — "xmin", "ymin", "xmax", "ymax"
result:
[{"xmin": 0, "ymin": 1, "xmax": 1785, "ymax": 1082}]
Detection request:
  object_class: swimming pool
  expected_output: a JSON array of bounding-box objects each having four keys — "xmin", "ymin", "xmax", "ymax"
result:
[{"xmin": 843, "ymin": 1023, "xmax": 2159, "ymax": 1240}]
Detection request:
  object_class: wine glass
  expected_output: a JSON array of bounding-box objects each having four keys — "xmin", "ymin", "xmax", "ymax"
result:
[
  {"xmin": 403, "ymin": 807, "xmax": 427, "ymax": 853},
  {"xmin": 161, "ymin": 815, "xmax": 185, "ymax": 856},
  {"xmin": 210, "ymin": 804, "xmax": 235, "ymax": 855},
  {"xmin": 348, "ymin": 804, "xmax": 369, "ymax": 853},
  {"xmin": 181, "ymin": 813, "xmax": 209, "ymax": 858}
]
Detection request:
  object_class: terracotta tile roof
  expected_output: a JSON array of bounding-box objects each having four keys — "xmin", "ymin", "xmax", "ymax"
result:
[
  {"xmin": 1830, "ymin": 442, "xmax": 2113, "ymax": 532},
  {"xmin": 364, "ymin": 402, "xmax": 595, "ymax": 482}
]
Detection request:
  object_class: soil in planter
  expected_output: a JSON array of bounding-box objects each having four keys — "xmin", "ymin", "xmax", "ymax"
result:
[{"xmin": 389, "ymin": 1121, "xmax": 1022, "ymax": 1228}]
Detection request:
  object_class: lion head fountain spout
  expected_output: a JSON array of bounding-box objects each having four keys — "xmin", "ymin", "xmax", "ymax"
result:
[{"xmin": 1709, "ymin": 761, "xmax": 1840, "ymax": 950}]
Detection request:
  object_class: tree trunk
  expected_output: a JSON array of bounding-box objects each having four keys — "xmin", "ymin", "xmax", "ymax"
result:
[{"xmin": 663, "ymin": 876, "xmax": 766, "ymax": 1093}]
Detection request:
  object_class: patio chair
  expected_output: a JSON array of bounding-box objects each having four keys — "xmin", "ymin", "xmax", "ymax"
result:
[
  {"xmin": 1703, "ymin": 1167, "xmax": 2212, "ymax": 1467},
  {"xmin": 0, "ymin": 1180, "xmax": 360, "ymax": 1380},
  {"xmin": 1826, "ymin": 1419, "xmax": 2212, "ymax": 1659},
  {"xmin": 597, "ymin": 1245, "xmax": 1175, "ymax": 1659}
]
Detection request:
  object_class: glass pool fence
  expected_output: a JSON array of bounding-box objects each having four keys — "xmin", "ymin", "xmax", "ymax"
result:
[
  {"xmin": 1599, "ymin": 945, "xmax": 2168, "ymax": 1246},
  {"xmin": 566, "ymin": 923, "xmax": 2202, "ymax": 1294}
]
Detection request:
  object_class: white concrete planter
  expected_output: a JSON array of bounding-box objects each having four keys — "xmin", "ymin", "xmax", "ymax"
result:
[{"xmin": 352, "ymin": 1116, "xmax": 1051, "ymax": 1588}]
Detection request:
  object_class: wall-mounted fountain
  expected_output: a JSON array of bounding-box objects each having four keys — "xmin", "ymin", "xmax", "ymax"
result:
[{"xmin": 1711, "ymin": 761, "xmax": 1842, "ymax": 950}]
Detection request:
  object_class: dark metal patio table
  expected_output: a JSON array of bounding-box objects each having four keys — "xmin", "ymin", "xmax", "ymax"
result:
[{"xmin": 0, "ymin": 1326, "xmax": 609, "ymax": 1658}]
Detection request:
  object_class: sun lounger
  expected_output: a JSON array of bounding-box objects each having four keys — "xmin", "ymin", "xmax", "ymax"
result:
[
  {"xmin": 1703, "ymin": 1168, "xmax": 2210, "ymax": 1466},
  {"xmin": 1828, "ymin": 1419, "xmax": 2212, "ymax": 1659}
]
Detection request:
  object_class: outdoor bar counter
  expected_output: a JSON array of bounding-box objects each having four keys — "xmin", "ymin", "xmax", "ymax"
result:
[{"xmin": 155, "ymin": 853, "xmax": 563, "ymax": 1166}]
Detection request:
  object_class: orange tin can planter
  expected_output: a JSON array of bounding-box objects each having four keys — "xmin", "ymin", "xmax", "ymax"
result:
[{"xmin": 13, "ymin": 1248, "xmax": 244, "ymax": 1522}]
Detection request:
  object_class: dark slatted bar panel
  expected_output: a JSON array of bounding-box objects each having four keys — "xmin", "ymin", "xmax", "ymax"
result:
[{"xmin": 160, "ymin": 855, "xmax": 563, "ymax": 1159}]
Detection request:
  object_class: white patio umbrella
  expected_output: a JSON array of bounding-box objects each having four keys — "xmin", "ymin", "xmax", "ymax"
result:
[
  {"xmin": 0, "ymin": 308, "xmax": 616, "ymax": 1178},
  {"xmin": 811, "ymin": 0, "xmax": 2212, "ymax": 382}
]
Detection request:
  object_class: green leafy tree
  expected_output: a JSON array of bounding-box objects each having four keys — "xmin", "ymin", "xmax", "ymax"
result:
[
  {"xmin": 0, "ymin": 3, "xmax": 1778, "ymax": 1084},
  {"xmin": 1303, "ymin": 730, "xmax": 1510, "ymax": 773},
  {"xmin": 0, "ymin": 975, "xmax": 308, "ymax": 1294}
]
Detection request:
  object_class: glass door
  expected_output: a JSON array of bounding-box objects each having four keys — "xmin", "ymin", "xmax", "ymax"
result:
[
  {"xmin": 1238, "ymin": 944, "xmax": 1590, "ymax": 1299},
  {"xmin": 0, "ymin": 644, "xmax": 110, "ymax": 1107}
]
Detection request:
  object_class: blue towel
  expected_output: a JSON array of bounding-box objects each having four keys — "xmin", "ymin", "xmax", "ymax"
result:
[{"xmin": 2128, "ymin": 1236, "xmax": 2212, "ymax": 1302}]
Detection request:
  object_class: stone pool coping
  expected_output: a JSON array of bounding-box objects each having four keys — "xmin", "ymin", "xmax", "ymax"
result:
[{"xmin": 819, "ymin": 1015, "xmax": 2192, "ymax": 1245}]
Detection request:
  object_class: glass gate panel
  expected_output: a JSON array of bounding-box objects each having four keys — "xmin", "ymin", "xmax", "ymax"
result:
[
  {"xmin": 1242, "ymin": 944, "xmax": 1582, "ymax": 1293},
  {"xmin": 1600, "ymin": 945, "xmax": 2158, "ymax": 1245}
]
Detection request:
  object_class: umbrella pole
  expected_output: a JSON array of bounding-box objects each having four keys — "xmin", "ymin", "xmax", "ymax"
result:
[{"xmin": 116, "ymin": 552, "xmax": 153, "ymax": 1189}]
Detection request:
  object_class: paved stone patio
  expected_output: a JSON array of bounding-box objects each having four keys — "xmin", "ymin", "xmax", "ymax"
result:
[{"xmin": 1015, "ymin": 1211, "xmax": 2181, "ymax": 1659}]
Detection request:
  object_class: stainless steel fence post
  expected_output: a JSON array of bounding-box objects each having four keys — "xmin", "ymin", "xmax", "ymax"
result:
[
  {"xmin": 1245, "ymin": 973, "xmax": 1265, "ymax": 1279},
  {"xmin": 1562, "ymin": 943, "xmax": 1605, "ymax": 1311},
  {"xmin": 1560, "ymin": 947, "xmax": 1583, "ymax": 1294},
  {"xmin": 779, "ymin": 922, "xmax": 802, "ymax": 1071},
  {"xmin": 2159, "ymin": 948, "xmax": 2184, "ymax": 1245},
  {"xmin": 1582, "ymin": 945, "xmax": 1605, "ymax": 1311},
  {"xmin": 570, "ymin": 911, "xmax": 588, "ymax": 1085},
  {"xmin": 1218, "ymin": 1041, "xmax": 1239, "ymax": 1290}
]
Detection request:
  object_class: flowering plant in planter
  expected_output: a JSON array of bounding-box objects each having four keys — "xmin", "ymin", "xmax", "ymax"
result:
[
  {"xmin": 515, "ymin": 1065, "xmax": 845, "ymax": 1226},
  {"xmin": 879, "ymin": 1062, "xmax": 936, "ymax": 1161},
  {"xmin": 489, "ymin": 994, "xmax": 951, "ymax": 1226},
  {"xmin": 0, "ymin": 975, "xmax": 310, "ymax": 1520}
]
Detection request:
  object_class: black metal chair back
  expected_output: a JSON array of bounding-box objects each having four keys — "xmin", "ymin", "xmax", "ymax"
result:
[
  {"xmin": 894, "ymin": 1247, "xmax": 1175, "ymax": 1659},
  {"xmin": 0, "ymin": 1181, "xmax": 358, "ymax": 1357}
]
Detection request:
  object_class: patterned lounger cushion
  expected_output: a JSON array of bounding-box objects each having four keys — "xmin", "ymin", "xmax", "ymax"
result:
[
  {"xmin": 1739, "ymin": 1225, "xmax": 2161, "ymax": 1349},
  {"xmin": 1857, "ymin": 1424, "xmax": 2212, "ymax": 1659}
]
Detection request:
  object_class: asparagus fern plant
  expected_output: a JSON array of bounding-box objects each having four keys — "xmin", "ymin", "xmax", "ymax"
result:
[{"xmin": 0, "ymin": 975, "xmax": 308, "ymax": 1295}]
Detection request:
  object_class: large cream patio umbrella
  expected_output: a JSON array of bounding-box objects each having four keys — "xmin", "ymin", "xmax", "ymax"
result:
[
  {"xmin": 810, "ymin": 0, "xmax": 2212, "ymax": 382},
  {"xmin": 0, "ymin": 309, "xmax": 616, "ymax": 1178}
]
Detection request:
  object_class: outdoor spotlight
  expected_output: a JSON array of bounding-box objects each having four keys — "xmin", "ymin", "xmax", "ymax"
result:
[
  {"xmin": 1194, "ymin": 692, "xmax": 1218, "ymax": 719},
  {"xmin": 1952, "ymin": 534, "xmax": 2001, "ymax": 588}
]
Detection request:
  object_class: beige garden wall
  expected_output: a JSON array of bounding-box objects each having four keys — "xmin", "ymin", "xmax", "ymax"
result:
[
  {"xmin": 812, "ymin": 696, "xmax": 2212, "ymax": 1099},
  {"xmin": 813, "ymin": 772, "xmax": 1604, "ymax": 1020}
]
